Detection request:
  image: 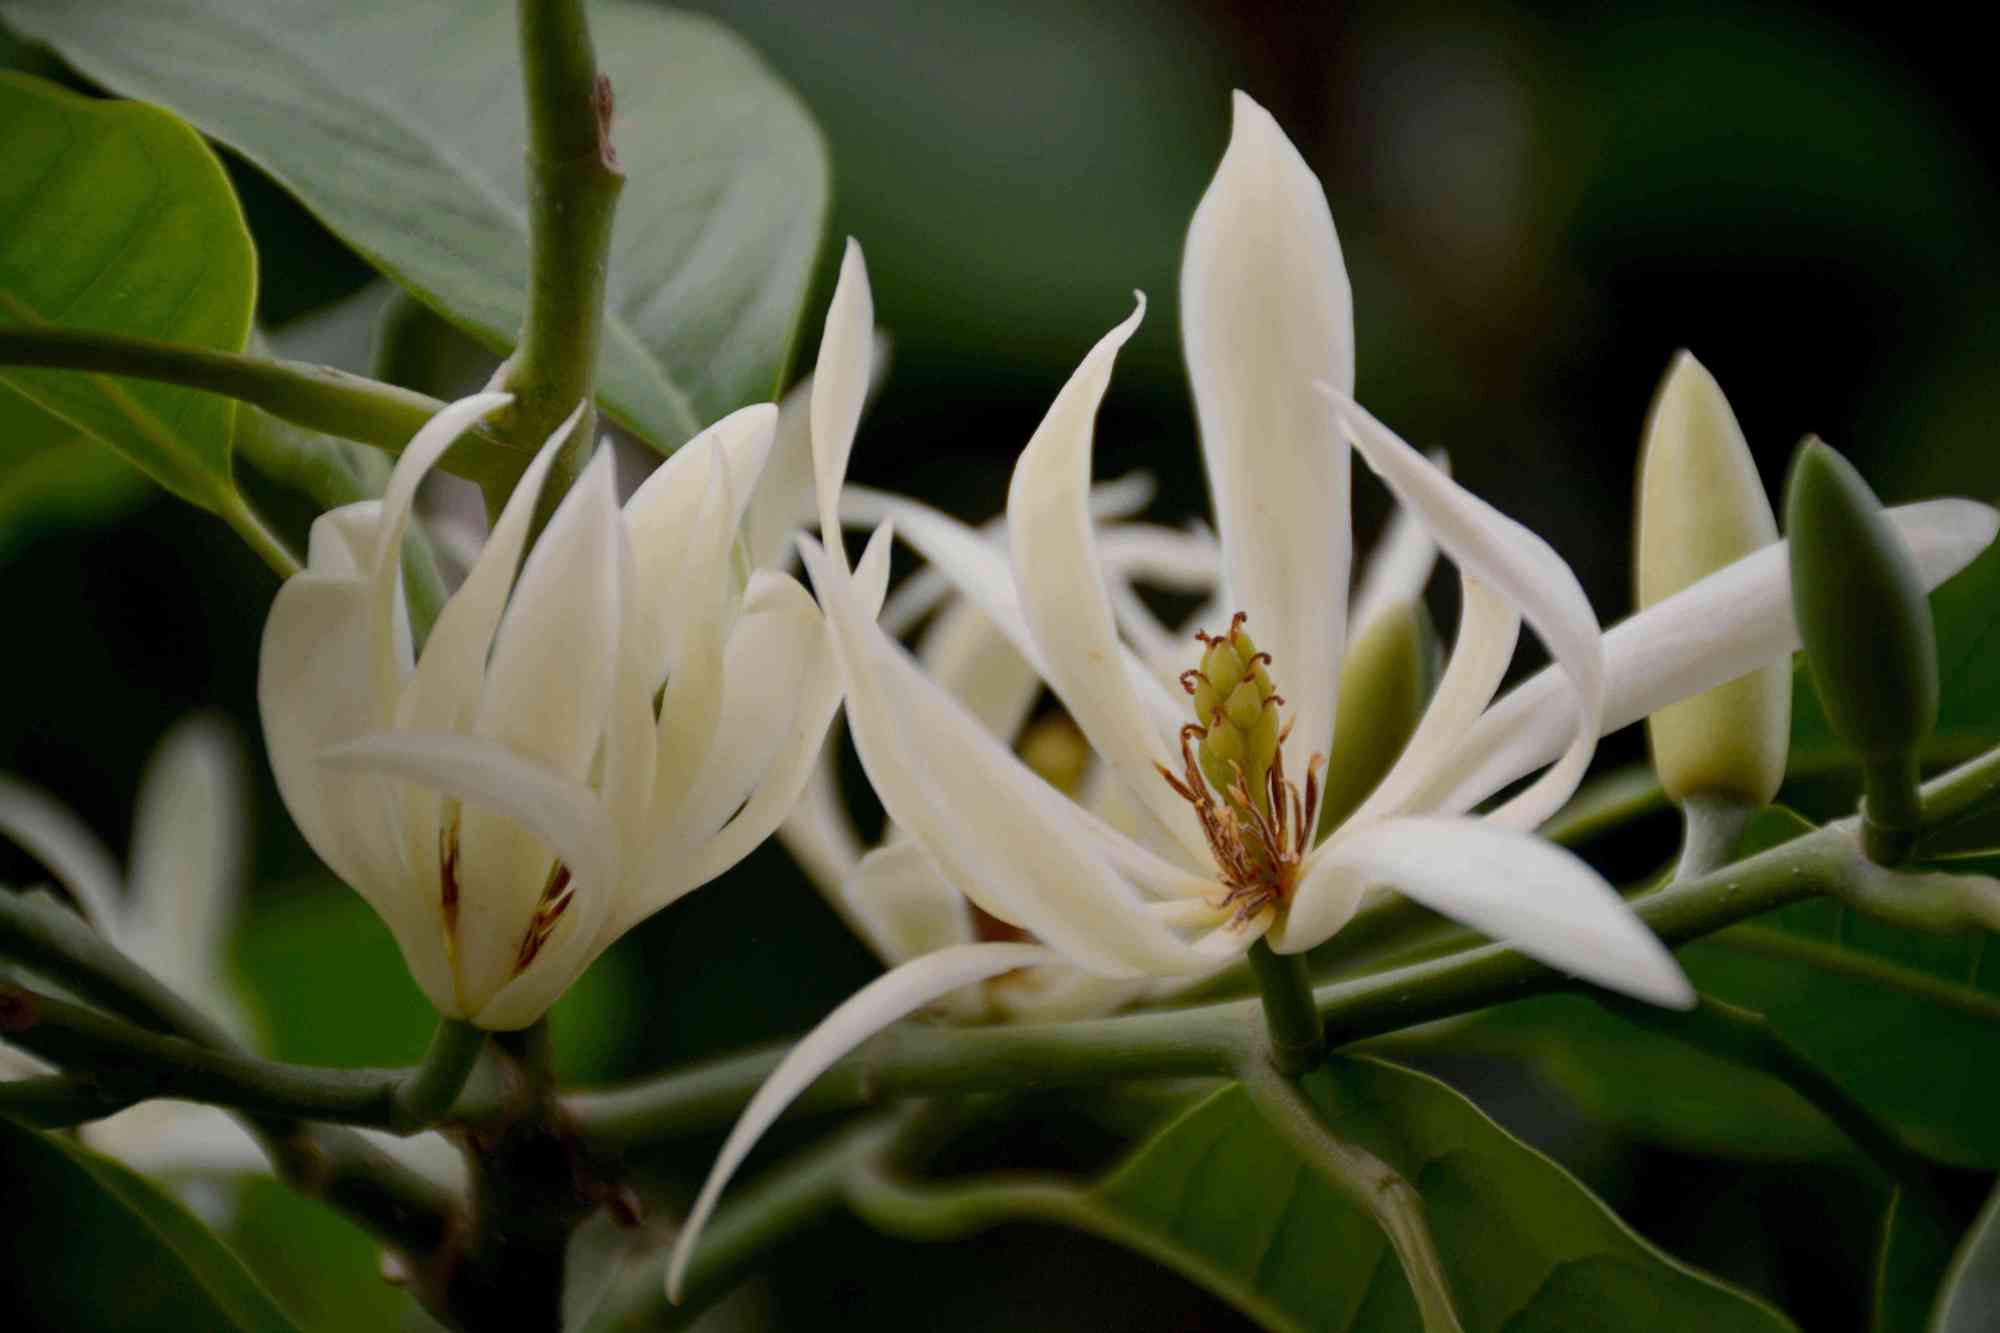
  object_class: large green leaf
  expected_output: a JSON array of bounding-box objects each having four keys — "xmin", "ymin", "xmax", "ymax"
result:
[
  {"xmin": 1, "ymin": 0, "xmax": 829, "ymax": 449},
  {"xmin": 1875, "ymin": 1175, "xmax": 1995, "ymax": 1333},
  {"xmin": 0, "ymin": 72, "xmax": 254, "ymax": 514},
  {"xmin": 1933, "ymin": 1180, "xmax": 2000, "ymax": 1333},
  {"xmin": 1432, "ymin": 809, "xmax": 2000, "ymax": 1166},
  {"xmin": 0, "ymin": 1114, "xmax": 304, "ymax": 1333},
  {"xmin": 0, "ymin": 382, "xmax": 149, "ymax": 560},
  {"xmin": 855, "ymin": 1059, "xmax": 1791, "ymax": 1331}
]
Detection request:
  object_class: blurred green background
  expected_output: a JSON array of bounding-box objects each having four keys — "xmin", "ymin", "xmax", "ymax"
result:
[{"xmin": 4, "ymin": 1, "xmax": 1998, "ymax": 1328}]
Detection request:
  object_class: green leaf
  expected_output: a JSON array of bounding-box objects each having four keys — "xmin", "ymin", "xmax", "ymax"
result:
[
  {"xmin": 856, "ymin": 1060, "xmax": 1792, "ymax": 1331},
  {"xmin": 0, "ymin": 381, "xmax": 150, "ymax": 561},
  {"xmin": 0, "ymin": 1114, "xmax": 304, "ymax": 1333},
  {"xmin": 1933, "ymin": 1180, "xmax": 2000, "ymax": 1333},
  {"xmin": 1876, "ymin": 1176, "xmax": 1993, "ymax": 1333},
  {"xmin": 0, "ymin": 72, "xmax": 255, "ymax": 515},
  {"xmin": 2, "ymin": 0, "xmax": 830, "ymax": 450},
  {"xmin": 1424, "ymin": 808, "xmax": 2000, "ymax": 1166}
]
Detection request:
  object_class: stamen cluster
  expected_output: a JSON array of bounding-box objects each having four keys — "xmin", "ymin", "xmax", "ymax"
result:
[{"xmin": 1158, "ymin": 613, "xmax": 1323, "ymax": 926}]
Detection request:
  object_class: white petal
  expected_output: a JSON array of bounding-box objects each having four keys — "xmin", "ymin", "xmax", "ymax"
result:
[
  {"xmin": 1350, "ymin": 494, "xmax": 1440, "ymax": 635},
  {"xmin": 666, "ymin": 942, "xmax": 1055, "ymax": 1301},
  {"xmin": 476, "ymin": 445, "xmax": 623, "ymax": 781},
  {"xmin": 800, "ymin": 536, "xmax": 1207, "ymax": 976},
  {"xmin": 260, "ymin": 570, "xmax": 454, "ymax": 1012},
  {"xmin": 1008, "ymin": 298, "xmax": 1213, "ymax": 863},
  {"xmin": 1332, "ymin": 391, "xmax": 1603, "ymax": 830},
  {"xmin": 811, "ymin": 240, "xmax": 875, "ymax": 558},
  {"xmin": 841, "ymin": 484, "xmax": 1186, "ymax": 743},
  {"xmin": 614, "ymin": 571, "xmax": 837, "ymax": 933},
  {"xmin": 1337, "ymin": 576, "xmax": 1517, "ymax": 830},
  {"xmin": 776, "ymin": 753, "xmax": 865, "ymax": 898},
  {"xmin": 125, "ymin": 717, "xmax": 249, "ymax": 1023},
  {"xmin": 623, "ymin": 403, "xmax": 777, "ymax": 677},
  {"xmin": 0, "ymin": 775, "xmax": 124, "ymax": 936},
  {"xmin": 915, "ymin": 596, "xmax": 1042, "ymax": 744},
  {"xmin": 841, "ymin": 839, "xmax": 977, "ymax": 967},
  {"xmin": 81, "ymin": 1102, "xmax": 267, "ymax": 1177},
  {"xmin": 1436, "ymin": 498, "xmax": 2000, "ymax": 818},
  {"xmin": 323, "ymin": 732, "xmax": 618, "ymax": 1025},
  {"xmin": 365, "ymin": 392, "xmax": 516, "ymax": 707},
  {"xmin": 648, "ymin": 440, "xmax": 741, "ymax": 815},
  {"xmin": 1183, "ymin": 91, "xmax": 1353, "ymax": 774},
  {"xmin": 1283, "ymin": 816, "xmax": 1694, "ymax": 1008}
]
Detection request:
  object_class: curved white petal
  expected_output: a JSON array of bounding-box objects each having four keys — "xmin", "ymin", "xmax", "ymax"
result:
[
  {"xmin": 1350, "ymin": 494, "xmax": 1440, "ymax": 635},
  {"xmin": 126, "ymin": 717, "xmax": 248, "ymax": 1020},
  {"xmin": 623, "ymin": 403, "xmax": 777, "ymax": 677},
  {"xmin": 666, "ymin": 941, "xmax": 1055, "ymax": 1302},
  {"xmin": 1283, "ymin": 816, "xmax": 1694, "ymax": 1009},
  {"xmin": 1436, "ymin": 498, "xmax": 2000, "ymax": 818},
  {"xmin": 812, "ymin": 240, "xmax": 875, "ymax": 557},
  {"xmin": 1009, "ymin": 298, "xmax": 1211, "ymax": 863},
  {"xmin": 477, "ymin": 446, "xmax": 624, "ymax": 781},
  {"xmin": 1337, "ymin": 576, "xmax": 1517, "ymax": 830},
  {"xmin": 0, "ymin": 776, "xmax": 124, "ymax": 936},
  {"xmin": 800, "ymin": 536, "xmax": 1206, "ymax": 976},
  {"xmin": 82, "ymin": 1102, "xmax": 266, "ymax": 1177},
  {"xmin": 1332, "ymin": 391, "xmax": 1603, "ymax": 830},
  {"xmin": 366, "ymin": 392, "xmax": 515, "ymax": 705},
  {"xmin": 916, "ymin": 596, "xmax": 1043, "ymax": 745},
  {"xmin": 648, "ymin": 443, "xmax": 743, "ymax": 819},
  {"xmin": 840, "ymin": 484, "xmax": 1185, "ymax": 743},
  {"xmin": 1183, "ymin": 91, "xmax": 1353, "ymax": 775},
  {"xmin": 323, "ymin": 732, "xmax": 618, "ymax": 1026},
  {"xmin": 261, "ymin": 568, "xmax": 453, "ymax": 1012},
  {"xmin": 842, "ymin": 839, "xmax": 978, "ymax": 967},
  {"xmin": 776, "ymin": 755, "xmax": 865, "ymax": 898}
]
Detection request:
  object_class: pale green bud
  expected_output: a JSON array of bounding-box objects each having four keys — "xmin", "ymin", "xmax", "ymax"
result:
[
  {"xmin": 1317, "ymin": 601, "xmax": 1436, "ymax": 837},
  {"xmin": 1637, "ymin": 352, "xmax": 1789, "ymax": 807}
]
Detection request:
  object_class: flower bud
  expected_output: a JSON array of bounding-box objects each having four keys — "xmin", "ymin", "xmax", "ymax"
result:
[
  {"xmin": 1636, "ymin": 353, "xmax": 1789, "ymax": 806},
  {"xmin": 1786, "ymin": 436, "xmax": 1937, "ymax": 861},
  {"xmin": 1785, "ymin": 437, "xmax": 1938, "ymax": 759},
  {"xmin": 1317, "ymin": 601, "xmax": 1434, "ymax": 835}
]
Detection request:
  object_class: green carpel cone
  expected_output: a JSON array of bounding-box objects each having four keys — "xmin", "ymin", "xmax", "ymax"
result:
[{"xmin": 1192, "ymin": 621, "xmax": 1279, "ymax": 813}]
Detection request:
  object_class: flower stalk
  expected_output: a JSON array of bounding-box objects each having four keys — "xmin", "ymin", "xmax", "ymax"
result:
[
  {"xmin": 1246, "ymin": 937, "xmax": 1325, "ymax": 1076},
  {"xmin": 391, "ymin": 1017, "xmax": 489, "ymax": 1131}
]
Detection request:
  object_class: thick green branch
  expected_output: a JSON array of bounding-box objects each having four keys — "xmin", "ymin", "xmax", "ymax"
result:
[
  {"xmin": 0, "ymin": 325, "xmax": 527, "ymax": 487},
  {"xmin": 501, "ymin": 0, "xmax": 624, "ymax": 481}
]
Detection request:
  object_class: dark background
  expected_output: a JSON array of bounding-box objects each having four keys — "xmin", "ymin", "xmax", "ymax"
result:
[{"xmin": 4, "ymin": 1, "xmax": 1997, "ymax": 1328}]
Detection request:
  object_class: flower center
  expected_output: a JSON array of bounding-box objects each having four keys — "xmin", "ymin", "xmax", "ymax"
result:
[{"xmin": 1157, "ymin": 612, "xmax": 1323, "ymax": 927}]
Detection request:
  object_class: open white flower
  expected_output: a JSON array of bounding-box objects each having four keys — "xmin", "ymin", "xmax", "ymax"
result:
[
  {"xmin": 259, "ymin": 392, "xmax": 886, "ymax": 1030},
  {"xmin": 666, "ymin": 94, "xmax": 2000, "ymax": 1297},
  {"xmin": 0, "ymin": 719, "xmax": 461, "ymax": 1199}
]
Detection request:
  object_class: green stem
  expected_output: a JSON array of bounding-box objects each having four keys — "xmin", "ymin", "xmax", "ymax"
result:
[
  {"xmin": 1246, "ymin": 937, "xmax": 1325, "ymax": 1075},
  {"xmin": 392, "ymin": 1018, "xmax": 487, "ymax": 1131},
  {"xmin": 1674, "ymin": 791, "xmax": 1754, "ymax": 881},
  {"xmin": 0, "ymin": 325, "xmax": 528, "ymax": 488},
  {"xmin": 1241, "ymin": 1063, "xmax": 1463, "ymax": 1333},
  {"xmin": 1862, "ymin": 750, "xmax": 1925, "ymax": 865},
  {"xmin": 218, "ymin": 491, "xmax": 303, "ymax": 577},
  {"xmin": 0, "ymin": 1072, "xmax": 140, "ymax": 1128},
  {"xmin": 1596, "ymin": 992, "xmax": 1935, "ymax": 1193},
  {"xmin": 502, "ymin": 0, "xmax": 624, "ymax": 495}
]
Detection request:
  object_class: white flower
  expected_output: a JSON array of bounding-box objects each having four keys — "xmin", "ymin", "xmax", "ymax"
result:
[
  {"xmin": 0, "ymin": 719, "xmax": 462, "ymax": 1203},
  {"xmin": 259, "ymin": 392, "xmax": 881, "ymax": 1030},
  {"xmin": 666, "ymin": 93, "xmax": 2000, "ymax": 1297}
]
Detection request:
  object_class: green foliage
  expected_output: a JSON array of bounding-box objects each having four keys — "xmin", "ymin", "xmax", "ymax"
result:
[
  {"xmin": 1932, "ymin": 1181, "xmax": 2000, "ymax": 1333},
  {"xmin": 0, "ymin": 1114, "xmax": 304, "ymax": 1333},
  {"xmin": 0, "ymin": 73, "xmax": 254, "ymax": 515},
  {"xmin": 0, "ymin": 388, "xmax": 148, "ymax": 559},
  {"xmin": 1875, "ymin": 1177, "xmax": 1993, "ymax": 1333},
  {"xmin": 0, "ymin": 0, "xmax": 829, "ymax": 450},
  {"xmin": 860, "ymin": 1060, "xmax": 1792, "ymax": 1331}
]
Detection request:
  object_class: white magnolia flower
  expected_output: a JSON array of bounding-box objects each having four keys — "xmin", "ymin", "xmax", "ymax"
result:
[
  {"xmin": 259, "ymin": 392, "xmax": 885, "ymax": 1030},
  {"xmin": 667, "ymin": 93, "xmax": 2000, "ymax": 1295},
  {"xmin": 0, "ymin": 719, "xmax": 461, "ymax": 1199}
]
